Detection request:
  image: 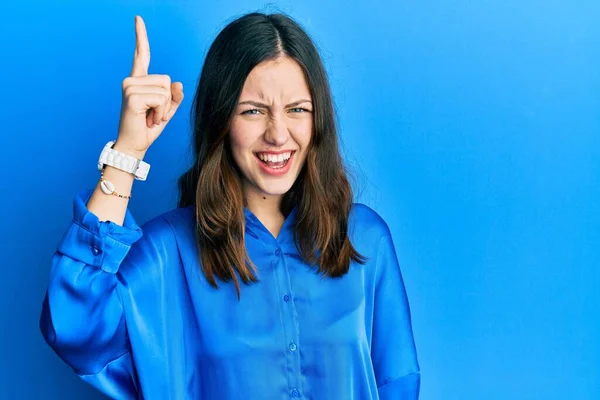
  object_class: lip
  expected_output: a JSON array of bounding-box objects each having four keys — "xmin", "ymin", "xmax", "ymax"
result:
[
  {"xmin": 254, "ymin": 149, "xmax": 296, "ymax": 155},
  {"xmin": 254, "ymin": 151, "xmax": 295, "ymax": 176}
]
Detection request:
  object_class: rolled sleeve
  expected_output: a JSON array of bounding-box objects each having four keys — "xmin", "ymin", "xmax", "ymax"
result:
[
  {"xmin": 56, "ymin": 189, "xmax": 143, "ymax": 273},
  {"xmin": 377, "ymin": 372, "xmax": 421, "ymax": 399}
]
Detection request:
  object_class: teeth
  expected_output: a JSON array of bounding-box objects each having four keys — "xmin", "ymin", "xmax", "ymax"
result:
[{"xmin": 257, "ymin": 151, "xmax": 292, "ymax": 162}]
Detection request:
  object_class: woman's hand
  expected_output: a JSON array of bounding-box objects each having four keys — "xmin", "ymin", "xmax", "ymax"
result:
[{"xmin": 115, "ymin": 15, "xmax": 184, "ymax": 158}]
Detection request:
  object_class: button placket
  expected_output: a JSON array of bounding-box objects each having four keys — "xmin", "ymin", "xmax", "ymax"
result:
[{"xmin": 272, "ymin": 243, "xmax": 303, "ymax": 398}]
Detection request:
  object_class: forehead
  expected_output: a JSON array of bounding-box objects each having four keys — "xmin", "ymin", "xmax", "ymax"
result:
[{"xmin": 240, "ymin": 57, "xmax": 311, "ymax": 100}]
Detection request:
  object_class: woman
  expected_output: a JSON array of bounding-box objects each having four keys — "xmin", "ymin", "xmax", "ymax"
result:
[{"xmin": 40, "ymin": 12, "xmax": 420, "ymax": 399}]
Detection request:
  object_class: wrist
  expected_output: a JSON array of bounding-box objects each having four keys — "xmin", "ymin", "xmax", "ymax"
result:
[
  {"xmin": 97, "ymin": 139, "xmax": 151, "ymax": 181},
  {"xmin": 112, "ymin": 141, "xmax": 147, "ymax": 160}
]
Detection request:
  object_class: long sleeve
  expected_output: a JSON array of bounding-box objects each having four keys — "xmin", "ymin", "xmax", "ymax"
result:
[
  {"xmin": 371, "ymin": 224, "xmax": 421, "ymax": 399},
  {"xmin": 39, "ymin": 189, "xmax": 143, "ymax": 399}
]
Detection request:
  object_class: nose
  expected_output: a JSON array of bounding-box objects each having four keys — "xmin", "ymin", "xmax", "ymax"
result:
[{"xmin": 264, "ymin": 115, "xmax": 289, "ymax": 147}]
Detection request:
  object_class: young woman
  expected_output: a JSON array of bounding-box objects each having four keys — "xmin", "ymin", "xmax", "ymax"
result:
[{"xmin": 40, "ymin": 12, "xmax": 420, "ymax": 399}]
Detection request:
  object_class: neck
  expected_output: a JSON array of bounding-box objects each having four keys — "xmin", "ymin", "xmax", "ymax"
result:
[
  {"xmin": 244, "ymin": 185, "xmax": 286, "ymax": 237},
  {"xmin": 244, "ymin": 187, "xmax": 283, "ymax": 218}
]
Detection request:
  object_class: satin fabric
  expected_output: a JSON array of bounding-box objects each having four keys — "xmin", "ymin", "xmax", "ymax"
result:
[{"xmin": 40, "ymin": 188, "xmax": 420, "ymax": 399}]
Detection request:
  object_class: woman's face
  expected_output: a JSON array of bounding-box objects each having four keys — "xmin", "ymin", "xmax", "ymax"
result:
[{"xmin": 229, "ymin": 56, "xmax": 313, "ymax": 203}]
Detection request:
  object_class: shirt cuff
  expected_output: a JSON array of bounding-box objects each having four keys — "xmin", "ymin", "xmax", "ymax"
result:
[
  {"xmin": 56, "ymin": 188, "xmax": 143, "ymax": 274},
  {"xmin": 377, "ymin": 371, "xmax": 421, "ymax": 399}
]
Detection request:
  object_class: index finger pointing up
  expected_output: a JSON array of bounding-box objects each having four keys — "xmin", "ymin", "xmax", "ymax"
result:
[{"xmin": 131, "ymin": 15, "xmax": 150, "ymax": 77}]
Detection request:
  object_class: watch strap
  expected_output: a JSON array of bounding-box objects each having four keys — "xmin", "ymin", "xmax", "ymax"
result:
[{"xmin": 97, "ymin": 140, "xmax": 150, "ymax": 181}]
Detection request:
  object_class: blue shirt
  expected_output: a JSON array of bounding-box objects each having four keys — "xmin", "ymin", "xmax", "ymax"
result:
[{"xmin": 40, "ymin": 188, "xmax": 420, "ymax": 399}]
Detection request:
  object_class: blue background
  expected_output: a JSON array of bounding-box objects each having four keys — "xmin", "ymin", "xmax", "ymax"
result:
[{"xmin": 1, "ymin": 0, "xmax": 598, "ymax": 398}]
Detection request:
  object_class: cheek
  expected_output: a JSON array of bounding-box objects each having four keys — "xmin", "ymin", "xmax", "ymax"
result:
[
  {"xmin": 229, "ymin": 120, "xmax": 259, "ymax": 157},
  {"xmin": 290, "ymin": 119, "xmax": 313, "ymax": 148}
]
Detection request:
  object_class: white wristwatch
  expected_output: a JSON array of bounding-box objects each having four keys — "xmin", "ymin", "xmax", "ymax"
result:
[{"xmin": 97, "ymin": 140, "xmax": 150, "ymax": 181}]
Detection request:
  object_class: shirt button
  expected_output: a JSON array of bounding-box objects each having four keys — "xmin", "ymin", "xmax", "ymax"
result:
[
  {"xmin": 289, "ymin": 342, "xmax": 297, "ymax": 352},
  {"xmin": 275, "ymin": 248, "xmax": 282, "ymax": 256},
  {"xmin": 290, "ymin": 388, "xmax": 300, "ymax": 398},
  {"xmin": 91, "ymin": 245, "xmax": 101, "ymax": 256},
  {"xmin": 283, "ymin": 293, "xmax": 290, "ymax": 302}
]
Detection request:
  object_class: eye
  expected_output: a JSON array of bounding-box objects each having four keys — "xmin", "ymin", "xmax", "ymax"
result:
[
  {"xmin": 289, "ymin": 107, "xmax": 311, "ymax": 113},
  {"xmin": 241, "ymin": 108, "xmax": 261, "ymax": 115}
]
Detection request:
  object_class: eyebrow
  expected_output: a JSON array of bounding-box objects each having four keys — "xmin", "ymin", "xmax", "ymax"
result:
[{"xmin": 237, "ymin": 99, "xmax": 312, "ymax": 108}]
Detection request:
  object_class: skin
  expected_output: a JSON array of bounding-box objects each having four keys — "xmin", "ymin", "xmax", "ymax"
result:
[{"xmin": 229, "ymin": 56, "xmax": 313, "ymax": 238}]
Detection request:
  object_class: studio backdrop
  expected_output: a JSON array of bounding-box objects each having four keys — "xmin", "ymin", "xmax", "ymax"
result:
[{"xmin": 1, "ymin": 0, "xmax": 598, "ymax": 399}]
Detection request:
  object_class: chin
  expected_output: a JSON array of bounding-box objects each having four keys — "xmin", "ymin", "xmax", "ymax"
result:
[{"xmin": 255, "ymin": 180, "xmax": 295, "ymax": 196}]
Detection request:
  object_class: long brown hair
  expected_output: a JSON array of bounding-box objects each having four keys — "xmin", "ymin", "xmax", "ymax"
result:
[{"xmin": 177, "ymin": 12, "xmax": 366, "ymax": 298}]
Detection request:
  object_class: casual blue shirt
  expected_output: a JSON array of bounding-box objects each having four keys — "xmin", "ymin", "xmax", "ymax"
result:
[{"xmin": 40, "ymin": 188, "xmax": 420, "ymax": 399}]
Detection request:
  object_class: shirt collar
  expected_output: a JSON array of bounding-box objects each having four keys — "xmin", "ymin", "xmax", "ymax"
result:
[{"xmin": 244, "ymin": 206, "xmax": 298, "ymax": 245}]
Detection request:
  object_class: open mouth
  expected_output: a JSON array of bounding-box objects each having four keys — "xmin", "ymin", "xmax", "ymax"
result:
[{"xmin": 254, "ymin": 151, "xmax": 296, "ymax": 170}]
